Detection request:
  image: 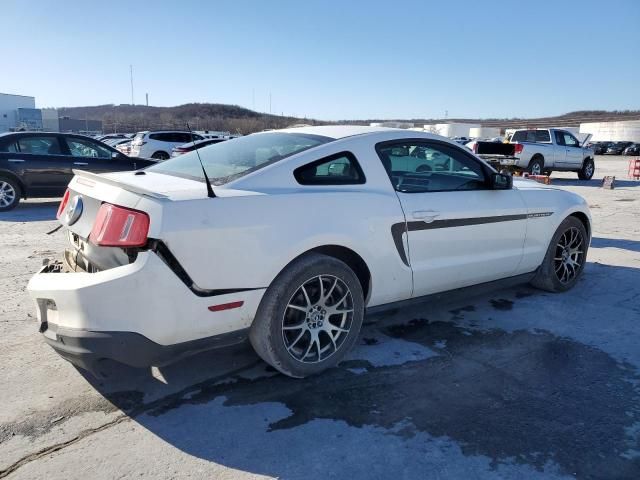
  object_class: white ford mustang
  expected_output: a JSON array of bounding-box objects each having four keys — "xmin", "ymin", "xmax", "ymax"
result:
[{"xmin": 27, "ymin": 126, "xmax": 591, "ymax": 377}]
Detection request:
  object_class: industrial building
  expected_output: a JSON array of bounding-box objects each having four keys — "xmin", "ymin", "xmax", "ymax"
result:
[
  {"xmin": 0, "ymin": 93, "xmax": 37, "ymax": 132},
  {"xmin": 0, "ymin": 93, "xmax": 102, "ymax": 134},
  {"xmin": 579, "ymin": 120, "xmax": 640, "ymax": 142}
]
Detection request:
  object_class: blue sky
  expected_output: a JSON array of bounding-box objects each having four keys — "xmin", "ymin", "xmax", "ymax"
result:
[{"xmin": 2, "ymin": 0, "xmax": 639, "ymax": 120}]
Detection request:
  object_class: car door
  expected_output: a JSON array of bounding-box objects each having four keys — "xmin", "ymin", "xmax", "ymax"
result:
[
  {"xmin": 559, "ymin": 131, "xmax": 583, "ymax": 168},
  {"xmin": 377, "ymin": 140, "xmax": 528, "ymax": 297},
  {"xmin": 12, "ymin": 134, "xmax": 75, "ymax": 195},
  {"xmin": 63, "ymin": 136, "xmax": 137, "ymax": 173}
]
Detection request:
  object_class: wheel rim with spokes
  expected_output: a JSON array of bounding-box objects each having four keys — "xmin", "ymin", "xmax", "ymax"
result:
[
  {"xmin": 584, "ymin": 162, "xmax": 594, "ymax": 178},
  {"xmin": 0, "ymin": 181, "xmax": 16, "ymax": 208},
  {"xmin": 282, "ymin": 275, "xmax": 354, "ymax": 364},
  {"xmin": 531, "ymin": 163, "xmax": 542, "ymax": 175},
  {"xmin": 553, "ymin": 227, "xmax": 585, "ymax": 284}
]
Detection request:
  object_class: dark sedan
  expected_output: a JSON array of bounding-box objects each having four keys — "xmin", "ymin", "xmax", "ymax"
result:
[
  {"xmin": 0, "ymin": 132, "xmax": 155, "ymax": 211},
  {"xmin": 589, "ymin": 142, "xmax": 612, "ymax": 155},
  {"xmin": 171, "ymin": 137, "xmax": 227, "ymax": 157},
  {"xmin": 623, "ymin": 143, "xmax": 640, "ymax": 155},
  {"xmin": 604, "ymin": 141, "xmax": 634, "ymax": 155}
]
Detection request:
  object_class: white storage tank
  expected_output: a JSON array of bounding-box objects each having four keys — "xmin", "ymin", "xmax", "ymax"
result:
[
  {"xmin": 423, "ymin": 123, "xmax": 480, "ymax": 138},
  {"xmin": 579, "ymin": 120, "xmax": 640, "ymax": 142},
  {"xmin": 469, "ymin": 127, "xmax": 501, "ymax": 139}
]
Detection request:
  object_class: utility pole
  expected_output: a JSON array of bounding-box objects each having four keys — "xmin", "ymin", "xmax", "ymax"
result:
[
  {"xmin": 146, "ymin": 93, "xmax": 149, "ymax": 107},
  {"xmin": 130, "ymin": 65, "xmax": 134, "ymax": 105},
  {"xmin": 252, "ymin": 88, "xmax": 255, "ymax": 111},
  {"xmin": 269, "ymin": 92, "xmax": 272, "ymax": 115}
]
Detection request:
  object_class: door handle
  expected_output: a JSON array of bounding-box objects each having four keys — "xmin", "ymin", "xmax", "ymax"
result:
[
  {"xmin": 8, "ymin": 158, "xmax": 25, "ymax": 163},
  {"xmin": 73, "ymin": 162, "xmax": 89, "ymax": 166},
  {"xmin": 412, "ymin": 210, "xmax": 440, "ymax": 223}
]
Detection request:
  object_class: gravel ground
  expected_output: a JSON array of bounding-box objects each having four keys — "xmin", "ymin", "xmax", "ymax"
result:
[{"xmin": 0, "ymin": 156, "xmax": 639, "ymax": 479}]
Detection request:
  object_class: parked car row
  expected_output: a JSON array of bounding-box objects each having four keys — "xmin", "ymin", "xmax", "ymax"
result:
[
  {"xmin": 97, "ymin": 130, "xmax": 235, "ymax": 160},
  {"xmin": 0, "ymin": 129, "xmax": 232, "ymax": 211},
  {"xmin": 0, "ymin": 132, "xmax": 156, "ymax": 211},
  {"xmin": 587, "ymin": 141, "xmax": 639, "ymax": 155}
]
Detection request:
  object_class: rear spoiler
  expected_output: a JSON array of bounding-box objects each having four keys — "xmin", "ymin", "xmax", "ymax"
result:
[{"xmin": 72, "ymin": 169, "xmax": 169, "ymax": 199}]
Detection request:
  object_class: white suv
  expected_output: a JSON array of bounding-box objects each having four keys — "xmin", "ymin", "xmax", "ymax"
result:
[{"xmin": 129, "ymin": 131, "xmax": 203, "ymax": 160}]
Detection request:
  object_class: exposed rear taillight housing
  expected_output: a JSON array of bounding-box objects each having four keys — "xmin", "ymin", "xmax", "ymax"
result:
[
  {"xmin": 514, "ymin": 143, "xmax": 524, "ymax": 155},
  {"xmin": 56, "ymin": 189, "xmax": 71, "ymax": 219},
  {"xmin": 89, "ymin": 203, "xmax": 150, "ymax": 247}
]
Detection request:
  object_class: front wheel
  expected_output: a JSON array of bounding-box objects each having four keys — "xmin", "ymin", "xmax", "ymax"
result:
[
  {"xmin": 249, "ymin": 253, "xmax": 364, "ymax": 378},
  {"xmin": 577, "ymin": 158, "xmax": 595, "ymax": 180},
  {"xmin": 530, "ymin": 216, "xmax": 588, "ymax": 292},
  {"xmin": 0, "ymin": 177, "xmax": 21, "ymax": 211}
]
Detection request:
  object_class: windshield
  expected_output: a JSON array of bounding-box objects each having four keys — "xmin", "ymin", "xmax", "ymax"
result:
[{"xmin": 147, "ymin": 132, "xmax": 332, "ymax": 185}]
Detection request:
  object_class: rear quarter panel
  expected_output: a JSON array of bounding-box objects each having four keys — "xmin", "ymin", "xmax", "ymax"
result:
[{"xmin": 157, "ymin": 188, "xmax": 412, "ymax": 307}]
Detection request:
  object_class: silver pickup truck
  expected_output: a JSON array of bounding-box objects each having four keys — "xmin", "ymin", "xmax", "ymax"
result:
[{"xmin": 471, "ymin": 128, "xmax": 595, "ymax": 179}]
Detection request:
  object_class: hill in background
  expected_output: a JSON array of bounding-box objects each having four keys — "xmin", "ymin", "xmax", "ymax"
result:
[
  {"xmin": 58, "ymin": 103, "xmax": 324, "ymax": 134},
  {"xmin": 58, "ymin": 104, "xmax": 640, "ymax": 134}
]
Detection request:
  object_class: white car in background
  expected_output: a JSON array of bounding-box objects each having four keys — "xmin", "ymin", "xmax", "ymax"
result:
[
  {"xmin": 129, "ymin": 131, "xmax": 204, "ymax": 160},
  {"xmin": 28, "ymin": 126, "xmax": 591, "ymax": 378}
]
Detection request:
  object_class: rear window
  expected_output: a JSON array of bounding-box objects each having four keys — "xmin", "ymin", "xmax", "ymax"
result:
[
  {"xmin": 511, "ymin": 130, "xmax": 550, "ymax": 143},
  {"xmin": 147, "ymin": 132, "xmax": 332, "ymax": 185}
]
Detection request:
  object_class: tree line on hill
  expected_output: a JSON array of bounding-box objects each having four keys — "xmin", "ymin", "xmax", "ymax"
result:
[{"xmin": 57, "ymin": 103, "xmax": 640, "ymax": 134}]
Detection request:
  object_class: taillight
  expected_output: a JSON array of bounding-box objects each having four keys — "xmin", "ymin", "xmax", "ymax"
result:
[
  {"xmin": 514, "ymin": 144, "xmax": 524, "ymax": 155},
  {"xmin": 89, "ymin": 203, "xmax": 149, "ymax": 247},
  {"xmin": 56, "ymin": 189, "xmax": 70, "ymax": 219}
]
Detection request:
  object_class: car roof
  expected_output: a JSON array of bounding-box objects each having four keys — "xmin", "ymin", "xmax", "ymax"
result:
[{"xmin": 275, "ymin": 125, "xmax": 413, "ymax": 140}]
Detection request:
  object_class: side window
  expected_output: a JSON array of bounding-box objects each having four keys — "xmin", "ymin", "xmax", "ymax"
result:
[
  {"xmin": 535, "ymin": 130, "xmax": 551, "ymax": 143},
  {"xmin": 554, "ymin": 131, "xmax": 565, "ymax": 146},
  {"xmin": 563, "ymin": 133, "xmax": 579, "ymax": 147},
  {"xmin": 376, "ymin": 141, "xmax": 487, "ymax": 193},
  {"xmin": 511, "ymin": 130, "xmax": 537, "ymax": 142},
  {"xmin": 66, "ymin": 138, "xmax": 112, "ymax": 159},
  {"xmin": 0, "ymin": 138, "xmax": 19, "ymax": 153},
  {"xmin": 294, "ymin": 152, "xmax": 365, "ymax": 185},
  {"xmin": 17, "ymin": 136, "xmax": 62, "ymax": 155}
]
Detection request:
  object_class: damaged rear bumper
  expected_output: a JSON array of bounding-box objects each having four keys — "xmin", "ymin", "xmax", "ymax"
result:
[
  {"xmin": 40, "ymin": 322, "xmax": 248, "ymax": 375},
  {"xmin": 27, "ymin": 250, "xmax": 266, "ymax": 374}
]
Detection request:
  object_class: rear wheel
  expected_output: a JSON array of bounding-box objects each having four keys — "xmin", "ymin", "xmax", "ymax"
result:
[
  {"xmin": 577, "ymin": 158, "xmax": 595, "ymax": 180},
  {"xmin": 530, "ymin": 216, "xmax": 588, "ymax": 292},
  {"xmin": 527, "ymin": 157, "xmax": 544, "ymax": 176},
  {"xmin": 151, "ymin": 151, "xmax": 170, "ymax": 160},
  {"xmin": 249, "ymin": 253, "xmax": 364, "ymax": 378},
  {"xmin": 0, "ymin": 177, "xmax": 21, "ymax": 211}
]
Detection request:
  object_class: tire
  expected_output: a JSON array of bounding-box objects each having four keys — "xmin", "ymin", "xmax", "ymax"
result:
[
  {"xmin": 577, "ymin": 158, "xmax": 595, "ymax": 180},
  {"xmin": 0, "ymin": 176, "xmax": 21, "ymax": 212},
  {"xmin": 151, "ymin": 151, "xmax": 170, "ymax": 160},
  {"xmin": 249, "ymin": 253, "xmax": 365, "ymax": 378},
  {"xmin": 527, "ymin": 156, "xmax": 544, "ymax": 176},
  {"xmin": 530, "ymin": 216, "xmax": 588, "ymax": 292}
]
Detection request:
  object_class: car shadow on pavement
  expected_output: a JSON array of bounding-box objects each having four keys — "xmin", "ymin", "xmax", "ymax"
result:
[
  {"xmin": 0, "ymin": 200, "xmax": 59, "ymax": 222},
  {"xmin": 82, "ymin": 262, "xmax": 640, "ymax": 480},
  {"xmin": 592, "ymin": 236, "xmax": 640, "ymax": 253}
]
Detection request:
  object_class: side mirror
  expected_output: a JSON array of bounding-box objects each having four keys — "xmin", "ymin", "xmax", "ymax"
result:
[{"xmin": 490, "ymin": 172, "xmax": 512, "ymax": 190}]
